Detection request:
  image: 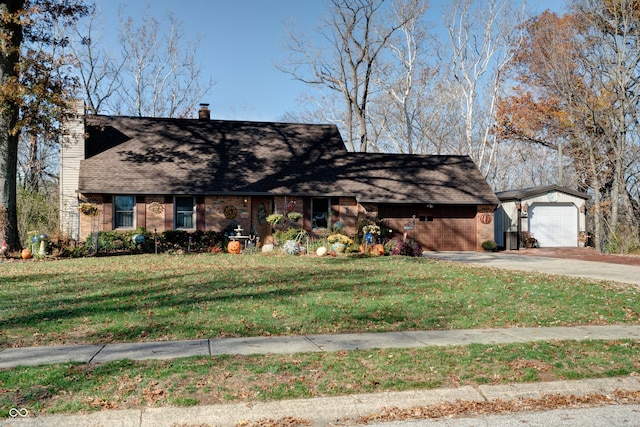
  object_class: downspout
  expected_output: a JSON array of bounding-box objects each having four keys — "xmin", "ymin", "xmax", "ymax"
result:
[{"xmin": 516, "ymin": 200, "xmax": 521, "ymax": 250}]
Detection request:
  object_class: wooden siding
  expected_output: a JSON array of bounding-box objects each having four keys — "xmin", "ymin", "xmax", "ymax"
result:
[{"xmin": 59, "ymin": 100, "xmax": 85, "ymax": 239}]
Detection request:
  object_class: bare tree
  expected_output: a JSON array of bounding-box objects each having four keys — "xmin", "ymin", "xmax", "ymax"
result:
[
  {"xmin": 281, "ymin": 0, "xmax": 427, "ymax": 152},
  {"xmin": 67, "ymin": 3, "xmax": 123, "ymax": 115},
  {"xmin": 444, "ymin": 0, "xmax": 527, "ymax": 175},
  {"xmin": 69, "ymin": 5, "xmax": 213, "ymax": 118},
  {"xmin": 371, "ymin": 0, "xmax": 434, "ymax": 154},
  {"xmin": 116, "ymin": 7, "xmax": 212, "ymax": 118}
]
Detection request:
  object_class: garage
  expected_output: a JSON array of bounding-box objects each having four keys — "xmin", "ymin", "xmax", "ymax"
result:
[
  {"xmin": 528, "ymin": 204, "xmax": 578, "ymax": 247},
  {"xmin": 494, "ymin": 185, "xmax": 588, "ymax": 249},
  {"xmin": 380, "ymin": 204, "xmax": 477, "ymax": 251}
]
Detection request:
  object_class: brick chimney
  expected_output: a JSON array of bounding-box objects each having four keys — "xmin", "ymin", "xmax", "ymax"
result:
[{"xmin": 198, "ymin": 103, "xmax": 210, "ymax": 120}]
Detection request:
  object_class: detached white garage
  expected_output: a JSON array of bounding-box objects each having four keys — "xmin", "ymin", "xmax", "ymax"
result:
[
  {"xmin": 528, "ymin": 204, "xmax": 578, "ymax": 247},
  {"xmin": 494, "ymin": 185, "xmax": 589, "ymax": 249}
]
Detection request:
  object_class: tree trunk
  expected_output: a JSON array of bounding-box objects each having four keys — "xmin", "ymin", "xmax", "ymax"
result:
[
  {"xmin": 587, "ymin": 140, "xmax": 603, "ymax": 253},
  {"xmin": 0, "ymin": 1, "xmax": 25, "ymax": 251}
]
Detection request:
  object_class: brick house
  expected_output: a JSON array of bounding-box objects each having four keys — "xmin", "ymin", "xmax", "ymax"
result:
[{"xmin": 60, "ymin": 102, "xmax": 499, "ymax": 251}]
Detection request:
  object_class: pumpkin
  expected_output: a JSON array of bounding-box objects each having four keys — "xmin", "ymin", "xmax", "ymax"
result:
[
  {"xmin": 373, "ymin": 244, "xmax": 385, "ymax": 255},
  {"xmin": 21, "ymin": 248, "xmax": 32, "ymax": 259},
  {"xmin": 479, "ymin": 213, "xmax": 492, "ymax": 224},
  {"xmin": 316, "ymin": 246, "xmax": 328, "ymax": 257},
  {"xmin": 227, "ymin": 240, "xmax": 242, "ymax": 254}
]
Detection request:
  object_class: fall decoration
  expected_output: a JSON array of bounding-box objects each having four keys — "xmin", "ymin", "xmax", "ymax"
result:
[
  {"xmin": 227, "ymin": 240, "xmax": 242, "ymax": 254},
  {"xmin": 224, "ymin": 205, "xmax": 237, "ymax": 219},
  {"xmin": 78, "ymin": 203, "xmax": 98, "ymax": 216},
  {"xmin": 479, "ymin": 213, "xmax": 492, "ymax": 224}
]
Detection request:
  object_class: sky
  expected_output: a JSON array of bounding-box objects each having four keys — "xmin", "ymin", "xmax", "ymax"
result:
[{"xmin": 96, "ymin": 0, "xmax": 566, "ymax": 122}]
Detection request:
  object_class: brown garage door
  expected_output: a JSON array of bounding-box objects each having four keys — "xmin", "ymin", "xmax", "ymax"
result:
[{"xmin": 379, "ymin": 205, "xmax": 477, "ymax": 251}]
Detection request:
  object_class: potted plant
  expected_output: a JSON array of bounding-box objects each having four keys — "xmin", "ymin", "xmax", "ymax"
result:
[
  {"xmin": 327, "ymin": 234, "xmax": 354, "ymax": 253},
  {"xmin": 78, "ymin": 202, "xmax": 98, "ymax": 217},
  {"xmin": 266, "ymin": 213, "xmax": 284, "ymax": 226},
  {"xmin": 362, "ymin": 224, "xmax": 381, "ymax": 236},
  {"xmin": 287, "ymin": 211, "xmax": 303, "ymax": 222},
  {"xmin": 578, "ymin": 231, "xmax": 590, "ymax": 247}
]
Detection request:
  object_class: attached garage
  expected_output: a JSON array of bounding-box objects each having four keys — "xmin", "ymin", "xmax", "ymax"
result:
[
  {"xmin": 379, "ymin": 204, "xmax": 477, "ymax": 251},
  {"xmin": 494, "ymin": 185, "xmax": 589, "ymax": 249},
  {"xmin": 528, "ymin": 204, "xmax": 578, "ymax": 247}
]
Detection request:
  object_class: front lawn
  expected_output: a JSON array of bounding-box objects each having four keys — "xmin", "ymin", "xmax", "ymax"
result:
[
  {"xmin": 1, "ymin": 339, "xmax": 639, "ymax": 416},
  {"xmin": 1, "ymin": 253, "xmax": 638, "ymax": 348}
]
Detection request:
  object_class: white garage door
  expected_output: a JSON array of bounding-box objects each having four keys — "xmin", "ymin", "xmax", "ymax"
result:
[{"xmin": 529, "ymin": 205, "xmax": 578, "ymax": 247}]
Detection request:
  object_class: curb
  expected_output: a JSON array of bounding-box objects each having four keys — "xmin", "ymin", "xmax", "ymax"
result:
[{"xmin": 2, "ymin": 376, "xmax": 639, "ymax": 426}]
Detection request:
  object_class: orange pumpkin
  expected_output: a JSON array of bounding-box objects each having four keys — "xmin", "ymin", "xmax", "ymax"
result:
[
  {"xmin": 373, "ymin": 244, "xmax": 385, "ymax": 255},
  {"xmin": 227, "ymin": 241, "xmax": 242, "ymax": 254},
  {"xmin": 479, "ymin": 213, "xmax": 492, "ymax": 224},
  {"xmin": 21, "ymin": 248, "xmax": 32, "ymax": 259}
]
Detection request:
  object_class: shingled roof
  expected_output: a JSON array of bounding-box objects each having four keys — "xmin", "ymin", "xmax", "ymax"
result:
[
  {"xmin": 495, "ymin": 185, "xmax": 588, "ymax": 201},
  {"xmin": 79, "ymin": 115, "xmax": 498, "ymax": 205}
]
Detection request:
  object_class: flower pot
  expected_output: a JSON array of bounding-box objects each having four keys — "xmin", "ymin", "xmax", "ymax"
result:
[{"xmin": 332, "ymin": 243, "xmax": 346, "ymax": 253}]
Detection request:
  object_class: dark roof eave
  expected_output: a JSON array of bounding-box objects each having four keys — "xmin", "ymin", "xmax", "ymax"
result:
[
  {"xmin": 496, "ymin": 185, "xmax": 589, "ymax": 201},
  {"xmin": 78, "ymin": 189, "xmax": 359, "ymax": 198},
  {"xmin": 357, "ymin": 198, "xmax": 499, "ymax": 205}
]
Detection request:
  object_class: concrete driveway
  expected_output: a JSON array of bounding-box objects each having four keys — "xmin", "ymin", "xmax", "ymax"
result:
[{"xmin": 422, "ymin": 250, "xmax": 640, "ymax": 286}]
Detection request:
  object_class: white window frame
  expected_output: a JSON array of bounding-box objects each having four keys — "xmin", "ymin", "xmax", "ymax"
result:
[{"xmin": 114, "ymin": 195, "xmax": 135, "ymax": 229}]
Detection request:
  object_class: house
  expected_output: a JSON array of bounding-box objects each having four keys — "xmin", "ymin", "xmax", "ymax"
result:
[
  {"xmin": 60, "ymin": 102, "xmax": 500, "ymax": 251},
  {"xmin": 494, "ymin": 185, "xmax": 589, "ymax": 249}
]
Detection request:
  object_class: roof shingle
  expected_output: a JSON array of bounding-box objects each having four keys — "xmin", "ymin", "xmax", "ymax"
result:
[{"xmin": 79, "ymin": 115, "xmax": 498, "ymax": 205}]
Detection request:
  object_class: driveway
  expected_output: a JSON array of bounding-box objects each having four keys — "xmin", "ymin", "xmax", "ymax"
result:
[{"xmin": 422, "ymin": 247, "xmax": 640, "ymax": 286}]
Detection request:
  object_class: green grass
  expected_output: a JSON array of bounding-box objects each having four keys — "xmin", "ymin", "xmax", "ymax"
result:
[
  {"xmin": 1, "ymin": 254, "xmax": 638, "ymax": 347},
  {"xmin": 1, "ymin": 340, "xmax": 638, "ymax": 416},
  {"xmin": 1, "ymin": 253, "xmax": 639, "ymax": 417}
]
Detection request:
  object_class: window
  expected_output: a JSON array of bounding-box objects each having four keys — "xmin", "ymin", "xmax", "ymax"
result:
[
  {"xmin": 175, "ymin": 196, "xmax": 195, "ymax": 229},
  {"xmin": 114, "ymin": 196, "xmax": 135, "ymax": 228},
  {"xmin": 311, "ymin": 198, "xmax": 329, "ymax": 229}
]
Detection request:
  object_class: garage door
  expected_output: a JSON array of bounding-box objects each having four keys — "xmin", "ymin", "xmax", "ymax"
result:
[
  {"xmin": 379, "ymin": 205, "xmax": 476, "ymax": 251},
  {"xmin": 528, "ymin": 204, "xmax": 577, "ymax": 247}
]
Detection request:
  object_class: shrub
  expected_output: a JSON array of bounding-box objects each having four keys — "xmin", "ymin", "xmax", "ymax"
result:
[
  {"xmin": 390, "ymin": 240, "xmax": 422, "ymax": 257},
  {"xmin": 69, "ymin": 229, "xmax": 228, "ymax": 256},
  {"xmin": 481, "ymin": 240, "xmax": 497, "ymax": 251},
  {"xmin": 160, "ymin": 230, "xmax": 227, "ymax": 253}
]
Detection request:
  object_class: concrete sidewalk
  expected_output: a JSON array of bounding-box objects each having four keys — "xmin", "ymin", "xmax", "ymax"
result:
[
  {"xmin": 2, "ymin": 326, "xmax": 640, "ymax": 426},
  {"xmin": 1, "ymin": 325, "xmax": 640, "ymax": 369}
]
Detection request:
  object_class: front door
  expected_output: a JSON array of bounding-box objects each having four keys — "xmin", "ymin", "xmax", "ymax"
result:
[{"xmin": 252, "ymin": 197, "xmax": 273, "ymax": 245}]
